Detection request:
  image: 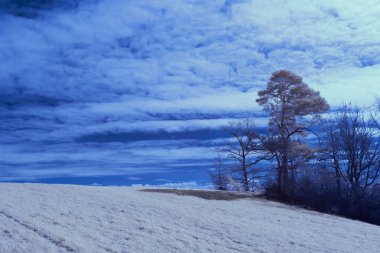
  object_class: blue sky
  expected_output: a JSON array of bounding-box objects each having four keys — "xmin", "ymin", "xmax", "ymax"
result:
[{"xmin": 0, "ymin": 0, "xmax": 379, "ymax": 186}]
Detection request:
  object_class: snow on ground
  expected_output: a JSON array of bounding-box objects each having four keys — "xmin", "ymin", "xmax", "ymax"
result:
[{"xmin": 0, "ymin": 184, "xmax": 379, "ymax": 253}]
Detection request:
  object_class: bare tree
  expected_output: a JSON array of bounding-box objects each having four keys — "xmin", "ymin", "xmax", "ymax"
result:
[
  {"xmin": 209, "ymin": 152, "xmax": 228, "ymax": 191},
  {"xmin": 220, "ymin": 119, "xmax": 266, "ymax": 192},
  {"xmin": 323, "ymin": 106, "xmax": 380, "ymax": 213},
  {"xmin": 256, "ymin": 70, "xmax": 329, "ymax": 198}
]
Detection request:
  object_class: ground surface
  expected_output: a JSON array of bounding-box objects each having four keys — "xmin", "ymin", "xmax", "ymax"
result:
[{"xmin": 0, "ymin": 184, "xmax": 379, "ymax": 253}]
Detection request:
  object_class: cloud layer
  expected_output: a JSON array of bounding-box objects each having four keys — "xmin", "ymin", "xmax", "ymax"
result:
[{"xmin": 0, "ymin": 0, "xmax": 379, "ymax": 183}]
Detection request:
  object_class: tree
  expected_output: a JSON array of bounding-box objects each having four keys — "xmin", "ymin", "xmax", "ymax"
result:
[
  {"xmin": 209, "ymin": 152, "xmax": 229, "ymax": 191},
  {"xmin": 220, "ymin": 119, "xmax": 266, "ymax": 192},
  {"xmin": 256, "ymin": 70, "xmax": 329, "ymax": 198},
  {"xmin": 322, "ymin": 118, "xmax": 343, "ymax": 198},
  {"xmin": 323, "ymin": 106, "xmax": 380, "ymax": 215}
]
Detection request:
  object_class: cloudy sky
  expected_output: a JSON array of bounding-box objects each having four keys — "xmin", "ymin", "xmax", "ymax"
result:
[{"xmin": 0, "ymin": 0, "xmax": 379, "ymax": 186}]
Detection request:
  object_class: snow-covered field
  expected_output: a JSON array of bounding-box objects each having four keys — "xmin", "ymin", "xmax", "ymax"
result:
[{"xmin": 0, "ymin": 184, "xmax": 379, "ymax": 253}]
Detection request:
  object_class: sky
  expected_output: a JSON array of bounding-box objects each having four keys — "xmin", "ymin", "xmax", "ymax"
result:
[{"xmin": 0, "ymin": 0, "xmax": 379, "ymax": 186}]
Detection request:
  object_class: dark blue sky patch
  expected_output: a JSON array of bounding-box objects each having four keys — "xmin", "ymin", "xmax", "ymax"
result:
[
  {"xmin": 0, "ymin": 0, "xmax": 81, "ymax": 18},
  {"xmin": 359, "ymin": 56, "xmax": 378, "ymax": 68},
  {"xmin": 0, "ymin": 94, "xmax": 71, "ymax": 108},
  {"xmin": 76, "ymin": 129, "xmax": 231, "ymax": 143},
  {"xmin": 18, "ymin": 167, "xmax": 211, "ymax": 187}
]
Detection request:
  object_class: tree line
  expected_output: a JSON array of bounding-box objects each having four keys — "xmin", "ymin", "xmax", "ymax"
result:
[{"xmin": 210, "ymin": 70, "xmax": 380, "ymax": 225}]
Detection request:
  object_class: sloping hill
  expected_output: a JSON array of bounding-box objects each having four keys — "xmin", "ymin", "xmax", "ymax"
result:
[{"xmin": 0, "ymin": 184, "xmax": 379, "ymax": 252}]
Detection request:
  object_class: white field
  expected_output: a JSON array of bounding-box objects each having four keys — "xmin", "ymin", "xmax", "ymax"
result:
[{"xmin": 0, "ymin": 184, "xmax": 379, "ymax": 253}]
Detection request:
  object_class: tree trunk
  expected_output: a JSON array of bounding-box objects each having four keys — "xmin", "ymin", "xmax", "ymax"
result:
[
  {"xmin": 282, "ymin": 154, "xmax": 289, "ymax": 200},
  {"xmin": 243, "ymin": 169, "xmax": 249, "ymax": 192},
  {"xmin": 277, "ymin": 163, "xmax": 282, "ymax": 195},
  {"xmin": 242, "ymin": 156, "xmax": 249, "ymax": 192}
]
